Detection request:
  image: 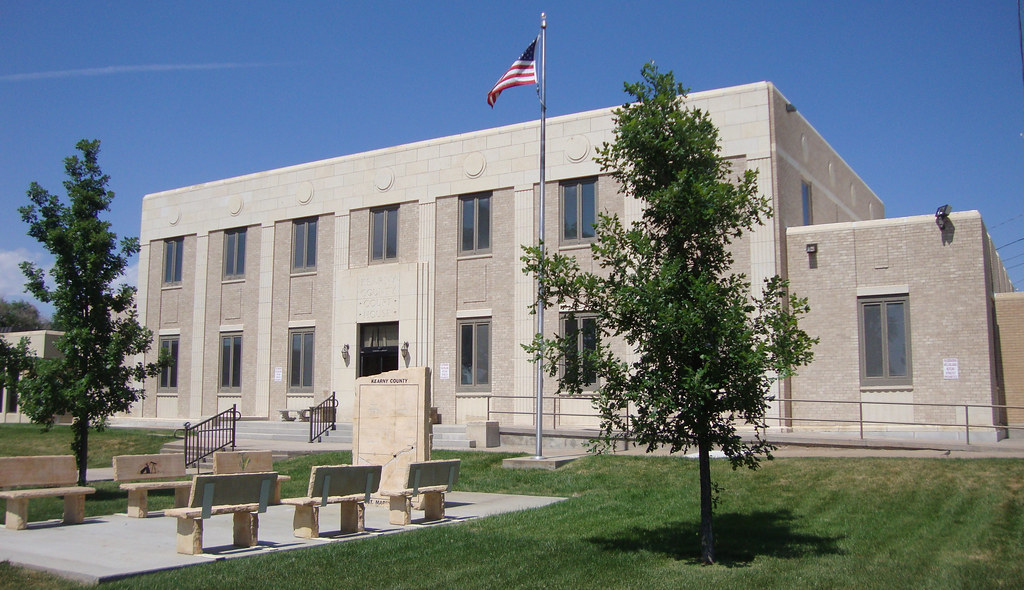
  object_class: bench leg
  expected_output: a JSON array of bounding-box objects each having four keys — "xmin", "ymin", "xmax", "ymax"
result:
[
  {"xmin": 421, "ymin": 492, "xmax": 445, "ymax": 522},
  {"xmin": 126, "ymin": 489, "xmax": 148, "ymax": 518},
  {"xmin": 272, "ymin": 480, "xmax": 283, "ymax": 505},
  {"xmin": 62, "ymin": 494, "xmax": 86, "ymax": 525},
  {"xmin": 340, "ymin": 501, "xmax": 365, "ymax": 534},
  {"xmin": 292, "ymin": 505, "xmax": 319, "ymax": 538},
  {"xmin": 388, "ymin": 495, "xmax": 411, "ymax": 526},
  {"xmin": 173, "ymin": 486, "xmax": 191, "ymax": 508},
  {"xmin": 176, "ymin": 518, "xmax": 203, "ymax": 555},
  {"xmin": 5, "ymin": 498, "xmax": 29, "ymax": 530},
  {"xmin": 233, "ymin": 512, "xmax": 259, "ymax": 548}
]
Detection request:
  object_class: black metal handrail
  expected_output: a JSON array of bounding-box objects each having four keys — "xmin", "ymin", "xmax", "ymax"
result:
[
  {"xmin": 181, "ymin": 404, "xmax": 240, "ymax": 471},
  {"xmin": 309, "ymin": 392, "xmax": 338, "ymax": 443}
]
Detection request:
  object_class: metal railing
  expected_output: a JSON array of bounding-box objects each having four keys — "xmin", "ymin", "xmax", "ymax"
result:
[
  {"xmin": 309, "ymin": 392, "xmax": 338, "ymax": 443},
  {"xmin": 178, "ymin": 405, "xmax": 240, "ymax": 471},
  {"xmin": 474, "ymin": 394, "xmax": 1024, "ymax": 445}
]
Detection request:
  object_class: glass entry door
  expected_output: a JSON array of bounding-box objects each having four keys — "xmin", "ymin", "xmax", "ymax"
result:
[{"xmin": 359, "ymin": 322, "xmax": 399, "ymax": 377}]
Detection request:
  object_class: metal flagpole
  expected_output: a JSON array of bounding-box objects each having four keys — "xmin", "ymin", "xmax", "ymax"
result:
[{"xmin": 534, "ymin": 12, "xmax": 547, "ymax": 459}]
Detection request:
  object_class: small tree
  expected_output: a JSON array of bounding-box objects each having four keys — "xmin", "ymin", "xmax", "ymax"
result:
[
  {"xmin": 522, "ymin": 64, "xmax": 816, "ymax": 564},
  {"xmin": 1, "ymin": 139, "xmax": 164, "ymax": 485},
  {"xmin": 0, "ymin": 298, "xmax": 51, "ymax": 331}
]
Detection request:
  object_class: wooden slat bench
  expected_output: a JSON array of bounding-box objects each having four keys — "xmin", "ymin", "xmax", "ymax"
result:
[
  {"xmin": 380, "ymin": 459, "xmax": 460, "ymax": 525},
  {"xmin": 112, "ymin": 453, "xmax": 192, "ymax": 518},
  {"xmin": 0, "ymin": 455, "xmax": 96, "ymax": 530},
  {"xmin": 280, "ymin": 464, "xmax": 382, "ymax": 538},
  {"xmin": 212, "ymin": 450, "xmax": 291, "ymax": 504},
  {"xmin": 165, "ymin": 471, "xmax": 278, "ymax": 555}
]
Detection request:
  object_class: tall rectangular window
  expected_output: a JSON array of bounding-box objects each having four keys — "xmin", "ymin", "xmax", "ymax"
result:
[
  {"xmin": 158, "ymin": 337, "xmax": 179, "ymax": 391},
  {"xmin": 223, "ymin": 228, "xmax": 246, "ymax": 279},
  {"xmin": 459, "ymin": 194, "xmax": 491, "ymax": 254},
  {"xmin": 292, "ymin": 218, "xmax": 317, "ymax": 272},
  {"xmin": 289, "ymin": 329, "xmax": 315, "ymax": 392},
  {"xmin": 801, "ymin": 181, "xmax": 813, "ymax": 226},
  {"xmin": 219, "ymin": 333, "xmax": 242, "ymax": 392},
  {"xmin": 562, "ymin": 178, "xmax": 597, "ymax": 244},
  {"xmin": 859, "ymin": 295, "xmax": 911, "ymax": 386},
  {"xmin": 563, "ymin": 314, "xmax": 599, "ymax": 389},
  {"xmin": 371, "ymin": 206, "xmax": 399, "ymax": 262},
  {"xmin": 163, "ymin": 237, "xmax": 184, "ymax": 284},
  {"xmin": 458, "ymin": 320, "xmax": 490, "ymax": 390}
]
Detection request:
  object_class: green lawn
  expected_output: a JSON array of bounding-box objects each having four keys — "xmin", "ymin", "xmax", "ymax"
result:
[{"xmin": 2, "ymin": 425, "xmax": 1023, "ymax": 589}]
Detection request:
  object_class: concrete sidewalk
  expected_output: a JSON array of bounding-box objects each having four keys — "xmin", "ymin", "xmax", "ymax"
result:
[{"xmin": 0, "ymin": 491, "xmax": 564, "ymax": 584}]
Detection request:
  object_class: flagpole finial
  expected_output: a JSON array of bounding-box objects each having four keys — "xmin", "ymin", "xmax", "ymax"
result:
[{"xmin": 541, "ymin": 12, "xmax": 546, "ymax": 28}]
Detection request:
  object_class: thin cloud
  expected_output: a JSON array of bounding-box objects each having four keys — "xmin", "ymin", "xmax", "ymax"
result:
[{"xmin": 0, "ymin": 62, "xmax": 289, "ymax": 82}]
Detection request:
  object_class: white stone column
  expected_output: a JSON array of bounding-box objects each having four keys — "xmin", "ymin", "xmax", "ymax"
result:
[
  {"xmin": 189, "ymin": 232, "xmax": 209, "ymax": 417},
  {"xmin": 513, "ymin": 185, "xmax": 537, "ymax": 426},
  {"xmin": 255, "ymin": 222, "xmax": 276, "ymax": 418}
]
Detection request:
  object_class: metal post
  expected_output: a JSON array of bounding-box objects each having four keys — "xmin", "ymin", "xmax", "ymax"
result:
[
  {"xmin": 534, "ymin": 12, "xmax": 547, "ymax": 460},
  {"xmin": 965, "ymin": 404, "xmax": 970, "ymax": 445}
]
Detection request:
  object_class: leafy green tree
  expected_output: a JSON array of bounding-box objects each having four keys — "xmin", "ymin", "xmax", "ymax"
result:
[
  {"xmin": 522, "ymin": 64, "xmax": 816, "ymax": 564},
  {"xmin": 0, "ymin": 298, "xmax": 51, "ymax": 331},
  {"xmin": 1, "ymin": 139, "xmax": 164, "ymax": 484}
]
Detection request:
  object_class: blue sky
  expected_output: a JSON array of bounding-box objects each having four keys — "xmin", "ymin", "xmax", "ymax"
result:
[{"xmin": 1, "ymin": 1, "xmax": 1022, "ymax": 315}]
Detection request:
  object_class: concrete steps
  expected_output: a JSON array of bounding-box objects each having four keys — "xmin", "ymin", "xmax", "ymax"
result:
[{"xmin": 432, "ymin": 424, "xmax": 475, "ymax": 449}]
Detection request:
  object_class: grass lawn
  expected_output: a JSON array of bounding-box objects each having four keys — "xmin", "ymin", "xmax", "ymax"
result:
[{"xmin": 2, "ymin": 432, "xmax": 1022, "ymax": 589}]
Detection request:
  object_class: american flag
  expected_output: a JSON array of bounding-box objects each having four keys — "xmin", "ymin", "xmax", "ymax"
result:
[{"xmin": 487, "ymin": 38, "xmax": 538, "ymax": 107}]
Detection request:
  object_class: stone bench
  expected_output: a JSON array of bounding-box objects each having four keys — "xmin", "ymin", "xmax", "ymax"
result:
[
  {"xmin": 277, "ymin": 409, "xmax": 311, "ymax": 422},
  {"xmin": 112, "ymin": 453, "xmax": 192, "ymax": 518},
  {"xmin": 380, "ymin": 459, "xmax": 460, "ymax": 525},
  {"xmin": 280, "ymin": 464, "xmax": 382, "ymax": 538},
  {"xmin": 212, "ymin": 450, "xmax": 291, "ymax": 504},
  {"xmin": 165, "ymin": 471, "xmax": 278, "ymax": 555},
  {"xmin": 0, "ymin": 455, "xmax": 96, "ymax": 530}
]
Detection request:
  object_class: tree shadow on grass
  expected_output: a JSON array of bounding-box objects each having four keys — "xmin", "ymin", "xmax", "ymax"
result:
[{"xmin": 588, "ymin": 509, "xmax": 844, "ymax": 566}]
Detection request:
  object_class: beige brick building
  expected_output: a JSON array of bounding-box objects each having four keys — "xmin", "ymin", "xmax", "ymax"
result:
[{"xmin": 131, "ymin": 81, "xmax": 1017, "ymax": 441}]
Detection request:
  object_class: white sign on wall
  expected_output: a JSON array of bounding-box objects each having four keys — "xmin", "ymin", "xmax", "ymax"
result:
[
  {"xmin": 439, "ymin": 363, "xmax": 450, "ymax": 380},
  {"xmin": 274, "ymin": 367, "xmax": 283, "ymax": 382},
  {"xmin": 943, "ymin": 358, "xmax": 959, "ymax": 380}
]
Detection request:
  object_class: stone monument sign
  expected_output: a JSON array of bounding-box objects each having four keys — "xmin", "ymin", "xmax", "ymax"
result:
[{"xmin": 352, "ymin": 366, "xmax": 431, "ymax": 491}]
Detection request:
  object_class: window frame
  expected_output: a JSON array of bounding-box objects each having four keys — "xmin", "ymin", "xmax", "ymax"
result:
[
  {"xmin": 457, "ymin": 319, "xmax": 491, "ymax": 392},
  {"xmin": 158, "ymin": 337, "xmax": 179, "ymax": 392},
  {"xmin": 801, "ymin": 181, "xmax": 813, "ymax": 226},
  {"xmin": 291, "ymin": 217, "xmax": 318, "ymax": 273},
  {"xmin": 858, "ymin": 295, "xmax": 912, "ymax": 387},
  {"xmin": 561, "ymin": 178, "xmax": 598, "ymax": 245},
  {"xmin": 288, "ymin": 328, "xmax": 315, "ymax": 393},
  {"xmin": 219, "ymin": 333, "xmax": 243, "ymax": 393},
  {"xmin": 163, "ymin": 237, "xmax": 184, "ymax": 285},
  {"xmin": 459, "ymin": 193, "xmax": 492, "ymax": 255},
  {"xmin": 223, "ymin": 227, "xmax": 247, "ymax": 280},
  {"xmin": 370, "ymin": 205, "xmax": 400, "ymax": 263},
  {"xmin": 561, "ymin": 313, "xmax": 600, "ymax": 391}
]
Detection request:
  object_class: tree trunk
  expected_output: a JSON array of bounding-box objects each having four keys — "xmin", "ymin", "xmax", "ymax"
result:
[
  {"xmin": 71, "ymin": 417, "xmax": 89, "ymax": 485},
  {"xmin": 698, "ymin": 438, "xmax": 715, "ymax": 564}
]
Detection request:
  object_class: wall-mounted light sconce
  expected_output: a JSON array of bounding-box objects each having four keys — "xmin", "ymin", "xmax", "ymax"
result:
[
  {"xmin": 935, "ymin": 204, "xmax": 952, "ymax": 230},
  {"xmin": 401, "ymin": 341, "xmax": 410, "ymax": 361},
  {"xmin": 805, "ymin": 243, "xmax": 818, "ymax": 254},
  {"xmin": 341, "ymin": 344, "xmax": 350, "ymax": 364}
]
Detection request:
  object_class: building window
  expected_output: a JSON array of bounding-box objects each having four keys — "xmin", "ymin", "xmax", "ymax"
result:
[
  {"xmin": 859, "ymin": 295, "xmax": 911, "ymax": 386},
  {"xmin": 158, "ymin": 337, "xmax": 179, "ymax": 391},
  {"xmin": 292, "ymin": 218, "xmax": 317, "ymax": 272},
  {"xmin": 562, "ymin": 314, "xmax": 599, "ymax": 389},
  {"xmin": 163, "ymin": 238, "xmax": 184, "ymax": 285},
  {"xmin": 459, "ymin": 194, "xmax": 491, "ymax": 254},
  {"xmin": 458, "ymin": 320, "xmax": 490, "ymax": 390},
  {"xmin": 219, "ymin": 333, "xmax": 242, "ymax": 392},
  {"xmin": 371, "ymin": 206, "xmax": 399, "ymax": 262},
  {"xmin": 562, "ymin": 178, "xmax": 597, "ymax": 244},
  {"xmin": 223, "ymin": 228, "xmax": 246, "ymax": 279},
  {"xmin": 289, "ymin": 329, "xmax": 315, "ymax": 392},
  {"xmin": 801, "ymin": 181, "xmax": 813, "ymax": 226},
  {"xmin": 3, "ymin": 378, "xmax": 18, "ymax": 413}
]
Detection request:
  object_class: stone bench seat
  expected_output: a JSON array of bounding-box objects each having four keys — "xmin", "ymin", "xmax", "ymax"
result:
[
  {"xmin": 380, "ymin": 460, "xmax": 460, "ymax": 525},
  {"xmin": 0, "ymin": 455, "xmax": 96, "ymax": 530},
  {"xmin": 113, "ymin": 453, "xmax": 193, "ymax": 518},
  {"xmin": 166, "ymin": 471, "xmax": 278, "ymax": 555},
  {"xmin": 280, "ymin": 464, "xmax": 382, "ymax": 538}
]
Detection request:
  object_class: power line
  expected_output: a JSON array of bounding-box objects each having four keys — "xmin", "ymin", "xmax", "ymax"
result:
[
  {"xmin": 996, "ymin": 236, "xmax": 1024, "ymax": 250},
  {"xmin": 989, "ymin": 211, "xmax": 1024, "ymax": 230}
]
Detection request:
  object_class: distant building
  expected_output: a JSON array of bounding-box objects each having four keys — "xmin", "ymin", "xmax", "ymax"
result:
[
  {"xmin": 132, "ymin": 81, "xmax": 1017, "ymax": 442},
  {"xmin": 0, "ymin": 330, "xmax": 62, "ymax": 424}
]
